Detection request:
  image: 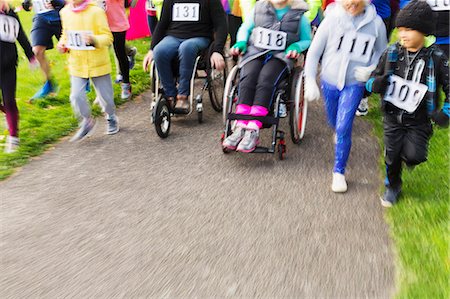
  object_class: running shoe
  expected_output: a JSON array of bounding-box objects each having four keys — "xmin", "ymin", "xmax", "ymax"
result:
[
  {"xmin": 380, "ymin": 186, "xmax": 401, "ymax": 207},
  {"xmin": 222, "ymin": 126, "xmax": 246, "ymax": 150},
  {"xmin": 106, "ymin": 115, "xmax": 119, "ymax": 135},
  {"xmin": 70, "ymin": 118, "xmax": 96, "ymax": 142},
  {"xmin": 356, "ymin": 97, "xmax": 369, "ymax": 116},
  {"xmin": 4, "ymin": 136, "xmax": 19, "ymax": 153},
  {"xmin": 121, "ymin": 83, "xmax": 132, "ymax": 100},
  {"xmin": 115, "ymin": 74, "xmax": 123, "ymax": 84},
  {"xmin": 236, "ymin": 128, "xmax": 260, "ymax": 153},
  {"xmin": 30, "ymin": 80, "xmax": 57, "ymax": 100},
  {"xmin": 331, "ymin": 172, "xmax": 347, "ymax": 193},
  {"xmin": 128, "ymin": 47, "xmax": 137, "ymax": 70}
]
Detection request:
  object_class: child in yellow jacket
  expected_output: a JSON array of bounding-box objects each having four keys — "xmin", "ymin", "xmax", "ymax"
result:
[{"xmin": 57, "ymin": 0, "xmax": 119, "ymax": 141}]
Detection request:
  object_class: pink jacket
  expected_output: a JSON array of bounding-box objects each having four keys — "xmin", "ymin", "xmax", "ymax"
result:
[{"xmin": 100, "ymin": 0, "xmax": 130, "ymax": 32}]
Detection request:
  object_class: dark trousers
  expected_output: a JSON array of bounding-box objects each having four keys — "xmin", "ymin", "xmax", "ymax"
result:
[
  {"xmin": 238, "ymin": 56, "xmax": 288, "ymax": 109},
  {"xmin": 228, "ymin": 15, "xmax": 242, "ymax": 63},
  {"xmin": 0, "ymin": 65, "xmax": 18, "ymax": 137},
  {"xmin": 383, "ymin": 113, "xmax": 432, "ymax": 188},
  {"xmin": 112, "ymin": 31, "xmax": 129, "ymax": 84},
  {"xmin": 147, "ymin": 15, "xmax": 158, "ymax": 35}
]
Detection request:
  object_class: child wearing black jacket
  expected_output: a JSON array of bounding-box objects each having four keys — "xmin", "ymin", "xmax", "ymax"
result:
[
  {"xmin": 0, "ymin": 1, "xmax": 36, "ymax": 153},
  {"xmin": 366, "ymin": 0, "xmax": 449, "ymax": 207}
]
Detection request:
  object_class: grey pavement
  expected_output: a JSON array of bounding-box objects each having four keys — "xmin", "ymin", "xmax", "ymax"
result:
[{"xmin": 1, "ymin": 89, "xmax": 394, "ymax": 298}]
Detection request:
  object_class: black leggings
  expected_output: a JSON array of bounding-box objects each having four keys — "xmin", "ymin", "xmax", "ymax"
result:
[
  {"xmin": 0, "ymin": 65, "xmax": 18, "ymax": 137},
  {"xmin": 238, "ymin": 56, "xmax": 288, "ymax": 109},
  {"xmin": 112, "ymin": 31, "xmax": 129, "ymax": 84},
  {"xmin": 383, "ymin": 113, "xmax": 432, "ymax": 188}
]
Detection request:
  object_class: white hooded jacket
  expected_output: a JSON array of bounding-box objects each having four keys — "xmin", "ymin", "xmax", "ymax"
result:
[{"xmin": 304, "ymin": 3, "xmax": 387, "ymax": 90}]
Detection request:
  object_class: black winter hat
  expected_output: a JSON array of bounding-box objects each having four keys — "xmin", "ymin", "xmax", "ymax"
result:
[{"xmin": 395, "ymin": 0, "xmax": 435, "ymax": 35}]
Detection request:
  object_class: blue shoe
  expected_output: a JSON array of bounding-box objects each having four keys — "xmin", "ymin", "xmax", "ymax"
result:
[
  {"xmin": 31, "ymin": 80, "xmax": 56, "ymax": 100},
  {"xmin": 380, "ymin": 186, "xmax": 401, "ymax": 208},
  {"xmin": 70, "ymin": 118, "xmax": 96, "ymax": 142}
]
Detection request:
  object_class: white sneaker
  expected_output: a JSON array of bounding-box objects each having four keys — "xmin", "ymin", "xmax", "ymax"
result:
[
  {"xmin": 356, "ymin": 97, "xmax": 369, "ymax": 116},
  {"xmin": 331, "ymin": 172, "xmax": 347, "ymax": 193},
  {"xmin": 5, "ymin": 136, "xmax": 19, "ymax": 153}
]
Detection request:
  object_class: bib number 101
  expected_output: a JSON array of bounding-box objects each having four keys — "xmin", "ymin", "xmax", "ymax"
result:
[
  {"xmin": 254, "ymin": 27, "xmax": 287, "ymax": 51},
  {"xmin": 172, "ymin": 3, "xmax": 200, "ymax": 21},
  {"xmin": 67, "ymin": 31, "xmax": 95, "ymax": 50},
  {"xmin": 336, "ymin": 31, "xmax": 375, "ymax": 63}
]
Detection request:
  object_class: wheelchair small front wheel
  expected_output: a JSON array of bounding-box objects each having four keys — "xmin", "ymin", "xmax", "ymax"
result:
[{"xmin": 154, "ymin": 98, "xmax": 171, "ymax": 138}]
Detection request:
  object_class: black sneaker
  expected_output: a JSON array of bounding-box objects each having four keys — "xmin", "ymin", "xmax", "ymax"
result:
[{"xmin": 380, "ymin": 186, "xmax": 401, "ymax": 208}]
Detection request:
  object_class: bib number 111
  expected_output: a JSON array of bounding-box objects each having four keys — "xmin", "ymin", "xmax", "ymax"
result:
[{"xmin": 336, "ymin": 31, "xmax": 375, "ymax": 63}]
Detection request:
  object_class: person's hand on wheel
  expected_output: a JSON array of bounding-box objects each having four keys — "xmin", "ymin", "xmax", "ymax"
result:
[
  {"xmin": 304, "ymin": 77, "xmax": 321, "ymax": 102},
  {"xmin": 143, "ymin": 50, "xmax": 153, "ymax": 72},
  {"xmin": 210, "ymin": 52, "xmax": 225, "ymax": 71}
]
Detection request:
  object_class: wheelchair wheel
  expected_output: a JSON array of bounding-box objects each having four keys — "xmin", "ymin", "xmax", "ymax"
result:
[
  {"xmin": 154, "ymin": 98, "xmax": 171, "ymax": 138},
  {"xmin": 207, "ymin": 67, "xmax": 227, "ymax": 112},
  {"xmin": 289, "ymin": 69, "xmax": 308, "ymax": 144},
  {"xmin": 222, "ymin": 65, "xmax": 240, "ymax": 124}
]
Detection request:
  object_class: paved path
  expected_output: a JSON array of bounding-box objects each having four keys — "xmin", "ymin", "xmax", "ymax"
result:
[{"xmin": 1, "ymin": 90, "xmax": 394, "ymax": 298}]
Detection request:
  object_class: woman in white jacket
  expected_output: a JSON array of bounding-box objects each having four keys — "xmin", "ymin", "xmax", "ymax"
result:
[{"xmin": 304, "ymin": 0, "xmax": 387, "ymax": 192}]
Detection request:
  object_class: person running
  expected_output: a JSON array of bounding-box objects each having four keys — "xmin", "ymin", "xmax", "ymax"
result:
[
  {"xmin": 142, "ymin": 0, "xmax": 227, "ymax": 113},
  {"xmin": 222, "ymin": 0, "xmax": 312, "ymax": 152},
  {"xmin": 304, "ymin": 0, "xmax": 387, "ymax": 193},
  {"xmin": 366, "ymin": 0, "xmax": 449, "ymax": 206},
  {"xmin": 57, "ymin": 0, "xmax": 119, "ymax": 141},
  {"xmin": 1, "ymin": 0, "xmax": 37, "ymax": 153},
  {"xmin": 22, "ymin": 0, "xmax": 64, "ymax": 100},
  {"xmin": 97, "ymin": 0, "xmax": 134, "ymax": 99}
]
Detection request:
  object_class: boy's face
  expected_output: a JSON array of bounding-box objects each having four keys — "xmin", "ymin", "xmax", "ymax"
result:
[
  {"xmin": 398, "ymin": 27, "xmax": 425, "ymax": 50},
  {"xmin": 342, "ymin": 0, "xmax": 366, "ymax": 16}
]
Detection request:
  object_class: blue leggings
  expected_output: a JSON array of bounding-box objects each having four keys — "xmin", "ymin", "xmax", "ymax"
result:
[{"xmin": 321, "ymin": 81, "xmax": 365, "ymax": 174}]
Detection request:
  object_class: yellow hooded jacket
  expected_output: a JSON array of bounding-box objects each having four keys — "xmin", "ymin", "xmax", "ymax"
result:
[{"xmin": 59, "ymin": 2, "xmax": 113, "ymax": 78}]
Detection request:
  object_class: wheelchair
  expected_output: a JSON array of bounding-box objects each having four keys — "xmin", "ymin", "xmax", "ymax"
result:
[
  {"xmin": 149, "ymin": 44, "xmax": 227, "ymax": 138},
  {"xmin": 221, "ymin": 63, "xmax": 308, "ymax": 160}
]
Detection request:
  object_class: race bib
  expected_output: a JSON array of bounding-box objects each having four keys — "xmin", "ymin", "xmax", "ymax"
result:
[
  {"xmin": 0, "ymin": 14, "xmax": 19, "ymax": 43},
  {"xmin": 426, "ymin": 0, "xmax": 450, "ymax": 11},
  {"xmin": 384, "ymin": 74, "xmax": 428, "ymax": 113},
  {"xmin": 172, "ymin": 3, "xmax": 200, "ymax": 21},
  {"xmin": 253, "ymin": 27, "xmax": 287, "ymax": 51},
  {"xmin": 32, "ymin": 0, "xmax": 53, "ymax": 14},
  {"xmin": 66, "ymin": 31, "xmax": 95, "ymax": 50},
  {"xmin": 335, "ymin": 31, "xmax": 376, "ymax": 64},
  {"xmin": 96, "ymin": 0, "xmax": 107, "ymax": 11},
  {"xmin": 146, "ymin": 0, "xmax": 157, "ymax": 12}
]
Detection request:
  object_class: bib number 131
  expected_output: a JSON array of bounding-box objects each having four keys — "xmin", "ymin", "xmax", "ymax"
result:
[
  {"xmin": 336, "ymin": 31, "xmax": 375, "ymax": 63},
  {"xmin": 254, "ymin": 27, "xmax": 287, "ymax": 51},
  {"xmin": 172, "ymin": 3, "xmax": 200, "ymax": 21}
]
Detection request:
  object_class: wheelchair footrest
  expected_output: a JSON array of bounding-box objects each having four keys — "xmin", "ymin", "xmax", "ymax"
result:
[
  {"xmin": 252, "ymin": 146, "xmax": 274, "ymax": 154},
  {"xmin": 228, "ymin": 114, "xmax": 279, "ymax": 126}
]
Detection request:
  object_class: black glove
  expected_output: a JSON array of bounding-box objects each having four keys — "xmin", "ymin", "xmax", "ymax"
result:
[
  {"xmin": 372, "ymin": 74, "xmax": 390, "ymax": 95},
  {"xmin": 431, "ymin": 110, "xmax": 449, "ymax": 128},
  {"xmin": 22, "ymin": 0, "xmax": 32, "ymax": 11}
]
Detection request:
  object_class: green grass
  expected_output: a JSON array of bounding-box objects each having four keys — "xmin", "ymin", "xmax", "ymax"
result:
[
  {"xmin": 366, "ymin": 95, "xmax": 449, "ymax": 298},
  {"xmin": 0, "ymin": 10, "xmax": 151, "ymax": 180}
]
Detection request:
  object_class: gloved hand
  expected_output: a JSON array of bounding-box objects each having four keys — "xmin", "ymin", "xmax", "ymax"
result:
[
  {"xmin": 371, "ymin": 74, "xmax": 390, "ymax": 95},
  {"xmin": 22, "ymin": 0, "xmax": 32, "ymax": 11},
  {"xmin": 285, "ymin": 43, "xmax": 301, "ymax": 60},
  {"xmin": 230, "ymin": 41, "xmax": 247, "ymax": 56},
  {"xmin": 304, "ymin": 77, "xmax": 321, "ymax": 102},
  {"xmin": 432, "ymin": 109, "xmax": 449, "ymax": 128},
  {"xmin": 354, "ymin": 64, "xmax": 376, "ymax": 82}
]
